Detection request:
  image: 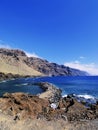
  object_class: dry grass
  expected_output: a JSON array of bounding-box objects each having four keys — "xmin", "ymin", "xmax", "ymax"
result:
[{"xmin": 0, "ymin": 55, "xmax": 42, "ymax": 76}]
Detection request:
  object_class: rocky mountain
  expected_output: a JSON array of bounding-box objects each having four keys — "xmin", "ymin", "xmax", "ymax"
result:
[
  {"xmin": 25, "ymin": 57, "xmax": 88, "ymax": 76},
  {"xmin": 0, "ymin": 48, "xmax": 42, "ymax": 76},
  {"xmin": 0, "ymin": 48, "xmax": 88, "ymax": 76}
]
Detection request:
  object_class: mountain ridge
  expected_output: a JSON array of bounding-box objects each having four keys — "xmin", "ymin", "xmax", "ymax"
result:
[{"xmin": 0, "ymin": 48, "xmax": 89, "ymax": 76}]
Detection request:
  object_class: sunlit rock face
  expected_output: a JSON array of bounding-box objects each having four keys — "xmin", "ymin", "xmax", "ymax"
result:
[{"xmin": 0, "ymin": 48, "xmax": 88, "ymax": 76}]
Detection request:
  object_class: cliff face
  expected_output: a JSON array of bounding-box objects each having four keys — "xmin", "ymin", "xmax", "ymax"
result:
[
  {"xmin": 0, "ymin": 48, "xmax": 88, "ymax": 76},
  {"xmin": 25, "ymin": 57, "xmax": 88, "ymax": 76},
  {"xmin": 0, "ymin": 48, "xmax": 42, "ymax": 76}
]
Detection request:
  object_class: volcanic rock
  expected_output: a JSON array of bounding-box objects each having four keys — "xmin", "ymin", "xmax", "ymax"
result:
[
  {"xmin": 35, "ymin": 82, "xmax": 62, "ymax": 103},
  {"xmin": 0, "ymin": 93, "xmax": 49, "ymax": 120},
  {"xmin": 58, "ymin": 96, "xmax": 97, "ymax": 121},
  {"xmin": 26, "ymin": 57, "xmax": 89, "ymax": 76}
]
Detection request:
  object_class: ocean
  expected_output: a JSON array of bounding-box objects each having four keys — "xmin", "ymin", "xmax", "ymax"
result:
[{"xmin": 0, "ymin": 76, "xmax": 98, "ymax": 103}]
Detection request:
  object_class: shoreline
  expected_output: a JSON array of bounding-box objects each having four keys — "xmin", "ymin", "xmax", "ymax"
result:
[
  {"xmin": 0, "ymin": 92, "xmax": 98, "ymax": 130},
  {"xmin": 0, "ymin": 75, "xmax": 98, "ymax": 129},
  {"xmin": 0, "ymin": 72, "xmax": 45, "ymax": 82},
  {"xmin": 0, "ymin": 81, "xmax": 97, "ymax": 122},
  {"xmin": 0, "ymin": 74, "xmax": 98, "ymax": 106}
]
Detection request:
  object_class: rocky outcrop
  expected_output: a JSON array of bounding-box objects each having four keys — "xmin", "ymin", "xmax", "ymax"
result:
[
  {"xmin": 34, "ymin": 82, "xmax": 62, "ymax": 103},
  {"xmin": 37, "ymin": 83, "xmax": 98, "ymax": 121},
  {"xmin": 58, "ymin": 96, "xmax": 97, "ymax": 121},
  {"xmin": 0, "ymin": 93, "xmax": 49, "ymax": 120},
  {"xmin": 0, "ymin": 90, "xmax": 97, "ymax": 122},
  {"xmin": 0, "ymin": 48, "xmax": 26, "ymax": 57}
]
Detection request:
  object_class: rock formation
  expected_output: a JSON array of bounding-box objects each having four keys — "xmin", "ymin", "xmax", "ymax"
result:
[
  {"xmin": 0, "ymin": 48, "xmax": 88, "ymax": 77},
  {"xmin": 0, "ymin": 91, "xmax": 97, "ymax": 122},
  {"xmin": 0, "ymin": 82, "xmax": 98, "ymax": 130},
  {"xmin": 0, "ymin": 92, "xmax": 49, "ymax": 120},
  {"xmin": 0, "ymin": 48, "xmax": 42, "ymax": 76},
  {"xmin": 25, "ymin": 57, "xmax": 88, "ymax": 76},
  {"xmin": 34, "ymin": 82, "xmax": 62, "ymax": 103}
]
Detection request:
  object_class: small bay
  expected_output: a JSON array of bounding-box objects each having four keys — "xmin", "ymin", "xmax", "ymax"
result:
[
  {"xmin": 0, "ymin": 76, "xmax": 98, "ymax": 103},
  {"xmin": 0, "ymin": 78, "xmax": 44, "ymax": 97}
]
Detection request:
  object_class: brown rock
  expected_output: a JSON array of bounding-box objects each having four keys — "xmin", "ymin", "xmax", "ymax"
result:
[
  {"xmin": 57, "ymin": 97, "xmax": 97, "ymax": 121},
  {"xmin": 0, "ymin": 92, "xmax": 97, "ymax": 122},
  {"xmin": 0, "ymin": 93, "xmax": 49, "ymax": 120}
]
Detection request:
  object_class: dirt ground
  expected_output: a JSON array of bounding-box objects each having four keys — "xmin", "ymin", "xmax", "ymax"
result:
[{"xmin": 0, "ymin": 112, "xmax": 98, "ymax": 130}]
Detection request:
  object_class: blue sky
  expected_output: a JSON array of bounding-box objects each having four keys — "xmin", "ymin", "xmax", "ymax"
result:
[{"xmin": 0, "ymin": 0, "xmax": 98, "ymax": 75}]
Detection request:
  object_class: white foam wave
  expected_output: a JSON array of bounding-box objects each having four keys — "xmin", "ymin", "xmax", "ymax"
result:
[
  {"xmin": 62, "ymin": 94, "xmax": 67, "ymax": 98},
  {"xmin": 77, "ymin": 94, "xmax": 95, "ymax": 100},
  {"xmin": 62, "ymin": 94, "xmax": 95, "ymax": 100},
  {"xmin": 15, "ymin": 83, "xmax": 28, "ymax": 86},
  {"xmin": 0, "ymin": 80, "xmax": 7, "ymax": 83}
]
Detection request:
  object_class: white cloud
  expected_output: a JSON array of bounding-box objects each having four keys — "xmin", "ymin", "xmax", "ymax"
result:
[
  {"xmin": 64, "ymin": 61, "xmax": 98, "ymax": 75},
  {"xmin": 0, "ymin": 40, "xmax": 40, "ymax": 58},
  {"xmin": 79, "ymin": 56, "xmax": 85, "ymax": 59},
  {"xmin": 25, "ymin": 52, "xmax": 40, "ymax": 58}
]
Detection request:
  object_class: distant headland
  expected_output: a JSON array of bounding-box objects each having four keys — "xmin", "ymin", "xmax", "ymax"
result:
[{"xmin": 0, "ymin": 48, "xmax": 89, "ymax": 78}]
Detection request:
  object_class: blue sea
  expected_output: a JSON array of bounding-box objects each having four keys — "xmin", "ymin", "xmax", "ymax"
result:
[{"xmin": 0, "ymin": 76, "xmax": 98, "ymax": 103}]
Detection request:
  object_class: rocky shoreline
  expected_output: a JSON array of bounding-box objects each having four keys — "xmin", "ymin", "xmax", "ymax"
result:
[
  {"xmin": 0, "ymin": 72, "xmax": 31, "ymax": 81},
  {"xmin": 0, "ymin": 81, "xmax": 98, "ymax": 129},
  {"xmin": 34, "ymin": 82, "xmax": 62, "ymax": 103},
  {"xmin": 36, "ymin": 82, "xmax": 98, "ymax": 121}
]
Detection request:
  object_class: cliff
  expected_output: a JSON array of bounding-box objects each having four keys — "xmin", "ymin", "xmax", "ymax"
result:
[
  {"xmin": 0, "ymin": 48, "xmax": 42, "ymax": 76},
  {"xmin": 0, "ymin": 48, "xmax": 88, "ymax": 76},
  {"xmin": 24, "ymin": 57, "xmax": 88, "ymax": 76}
]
